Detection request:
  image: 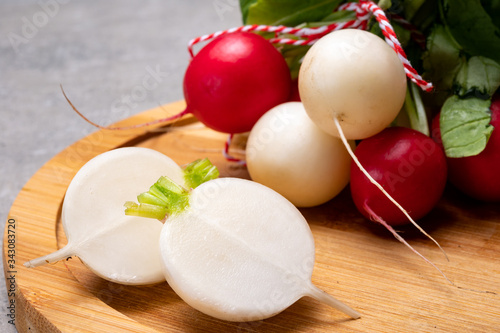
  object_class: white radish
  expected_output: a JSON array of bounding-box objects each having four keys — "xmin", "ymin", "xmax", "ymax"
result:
[
  {"xmin": 24, "ymin": 147, "xmax": 185, "ymax": 285},
  {"xmin": 298, "ymin": 29, "xmax": 407, "ymax": 140},
  {"xmin": 246, "ymin": 102, "xmax": 353, "ymax": 207},
  {"xmin": 128, "ymin": 172, "xmax": 360, "ymax": 321},
  {"xmin": 298, "ymin": 29, "xmax": 450, "ymax": 273}
]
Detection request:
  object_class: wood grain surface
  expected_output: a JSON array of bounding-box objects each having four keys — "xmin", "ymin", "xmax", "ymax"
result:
[{"xmin": 4, "ymin": 101, "xmax": 500, "ymax": 332}]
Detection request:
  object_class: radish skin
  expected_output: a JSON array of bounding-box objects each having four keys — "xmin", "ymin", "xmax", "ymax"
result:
[
  {"xmin": 184, "ymin": 32, "xmax": 292, "ymax": 134},
  {"xmin": 246, "ymin": 102, "xmax": 353, "ymax": 207},
  {"xmin": 299, "ymin": 29, "xmax": 407, "ymax": 140},
  {"xmin": 349, "ymin": 126, "xmax": 448, "ymax": 225}
]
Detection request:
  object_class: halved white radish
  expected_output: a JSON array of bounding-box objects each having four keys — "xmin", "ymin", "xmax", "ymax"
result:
[
  {"xmin": 25, "ymin": 147, "xmax": 360, "ymax": 321},
  {"xmin": 24, "ymin": 147, "xmax": 184, "ymax": 285},
  {"xmin": 130, "ymin": 175, "xmax": 360, "ymax": 321}
]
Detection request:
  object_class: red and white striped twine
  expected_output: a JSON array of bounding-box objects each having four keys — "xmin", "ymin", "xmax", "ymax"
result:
[
  {"xmin": 187, "ymin": 0, "xmax": 432, "ymax": 92},
  {"xmin": 360, "ymin": 1, "xmax": 433, "ymax": 92},
  {"xmin": 389, "ymin": 13, "xmax": 427, "ymax": 50},
  {"xmin": 222, "ymin": 134, "xmax": 246, "ymax": 166}
]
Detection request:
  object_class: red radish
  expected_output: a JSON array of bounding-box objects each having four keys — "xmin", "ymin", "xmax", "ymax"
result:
[
  {"xmin": 288, "ymin": 79, "xmax": 301, "ymax": 102},
  {"xmin": 65, "ymin": 32, "xmax": 292, "ymax": 134},
  {"xmin": 350, "ymin": 126, "xmax": 448, "ymax": 225},
  {"xmin": 184, "ymin": 32, "xmax": 292, "ymax": 133},
  {"xmin": 431, "ymin": 95, "xmax": 500, "ymax": 202},
  {"xmin": 348, "ymin": 126, "xmax": 453, "ymax": 283}
]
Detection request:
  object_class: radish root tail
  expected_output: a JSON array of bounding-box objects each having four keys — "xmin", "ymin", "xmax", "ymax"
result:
[
  {"xmin": 307, "ymin": 283, "xmax": 361, "ymax": 319},
  {"xmin": 364, "ymin": 202, "xmax": 497, "ymax": 294},
  {"xmin": 333, "ymin": 117, "xmax": 449, "ymax": 261},
  {"xmin": 60, "ymin": 85, "xmax": 189, "ymax": 130},
  {"xmin": 363, "ymin": 202, "xmax": 454, "ymax": 285}
]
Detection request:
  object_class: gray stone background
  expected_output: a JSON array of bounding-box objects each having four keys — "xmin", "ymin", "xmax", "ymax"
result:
[{"xmin": 1, "ymin": 1, "xmax": 242, "ymax": 331}]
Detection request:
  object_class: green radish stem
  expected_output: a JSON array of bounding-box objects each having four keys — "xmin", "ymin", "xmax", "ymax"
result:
[
  {"xmin": 405, "ymin": 82, "xmax": 429, "ymax": 136},
  {"xmin": 333, "ymin": 117, "xmax": 449, "ymax": 261},
  {"xmin": 183, "ymin": 158, "xmax": 220, "ymax": 189},
  {"xmin": 125, "ymin": 176, "xmax": 189, "ymax": 219},
  {"xmin": 125, "ymin": 158, "xmax": 219, "ymax": 220}
]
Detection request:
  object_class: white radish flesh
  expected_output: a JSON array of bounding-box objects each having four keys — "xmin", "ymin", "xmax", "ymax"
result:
[
  {"xmin": 24, "ymin": 147, "xmax": 184, "ymax": 285},
  {"xmin": 157, "ymin": 177, "xmax": 360, "ymax": 321},
  {"xmin": 246, "ymin": 102, "xmax": 353, "ymax": 207},
  {"xmin": 298, "ymin": 29, "xmax": 407, "ymax": 140}
]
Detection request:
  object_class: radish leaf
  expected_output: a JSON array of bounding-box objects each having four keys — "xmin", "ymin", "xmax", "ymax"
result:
[
  {"xmin": 454, "ymin": 56, "xmax": 500, "ymax": 99},
  {"xmin": 441, "ymin": 0, "xmax": 500, "ymax": 63},
  {"xmin": 422, "ymin": 24, "xmax": 463, "ymax": 92},
  {"xmin": 241, "ymin": 0, "xmax": 343, "ymax": 26},
  {"xmin": 440, "ymin": 95, "xmax": 494, "ymax": 157}
]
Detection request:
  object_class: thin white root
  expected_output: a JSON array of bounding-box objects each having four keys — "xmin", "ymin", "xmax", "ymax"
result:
[
  {"xmin": 307, "ymin": 283, "xmax": 361, "ymax": 319},
  {"xmin": 333, "ymin": 117, "xmax": 449, "ymax": 261},
  {"xmin": 23, "ymin": 245, "xmax": 74, "ymax": 268},
  {"xmin": 365, "ymin": 203, "xmax": 497, "ymax": 294},
  {"xmin": 363, "ymin": 203, "xmax": 454, "ymax": 285}
]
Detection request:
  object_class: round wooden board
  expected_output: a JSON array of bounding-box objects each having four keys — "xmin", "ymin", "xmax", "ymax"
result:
[{"xmin": 4, "ymin": 101, "xmax": 500, "ymax": 332}]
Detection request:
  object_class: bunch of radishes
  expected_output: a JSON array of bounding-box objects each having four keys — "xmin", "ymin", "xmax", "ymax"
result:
[
  {"xmin": 179, "ymin": 29, "xmax": 442, "ymax": 223},
  {"xmin": 35, "ymin": 13, "xmax": 498, "ymax": 322},
  {"xmin": 244, "ymin": 28, "xmax": 452, "ymax": 265},
  {"xmin": 179, "ymin": 27, "xmax": 499, "ymax": 219},
  {"xmin": 68, "ymin": 25, "xmax": 496, "ymax": 259},
  {"xmin": 165, "ymin": 27, "xmax": 498, "ymax": 279}
]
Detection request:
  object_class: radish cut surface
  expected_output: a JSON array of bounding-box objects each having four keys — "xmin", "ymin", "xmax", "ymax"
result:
[
  {"xmin": 159, "ymin": 178, "xmax": 360, "ymax": 321},
  {"xmin": 24, "ymin": 147, "xmax": 184, "ymax": 285}
]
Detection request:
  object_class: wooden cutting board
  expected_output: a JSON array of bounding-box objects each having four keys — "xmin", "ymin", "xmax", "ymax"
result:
[{"xmin": 4, "ymin": 100, "xmax": 500, "ymax": 332}]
